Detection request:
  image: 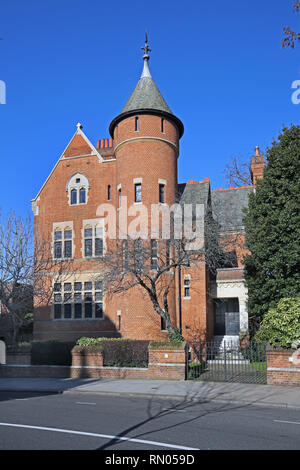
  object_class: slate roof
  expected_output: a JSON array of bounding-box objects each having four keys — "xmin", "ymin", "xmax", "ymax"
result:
[
  {"xmin": 177, "ymin": 182, "xmax": 253, "ymax": 231},
  {"xmin": 121, "ymin": 76, "xmax": 173, "ymax": 115},
  {"xmin": 178, "ymin": 181, "xmax": 210, "ymax": 208},
  {"xmin": 211, "ymin": 187, "xmax": 254, "ymax": 231}
]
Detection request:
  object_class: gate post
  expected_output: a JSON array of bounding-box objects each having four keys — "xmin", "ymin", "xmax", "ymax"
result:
[{"xmin": 0, "ymin": 340, "xmax": 6, "ymax": 364}]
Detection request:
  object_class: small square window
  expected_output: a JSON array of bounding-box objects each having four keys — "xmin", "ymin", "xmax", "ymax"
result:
[
  {"xmin": 74, "ymin": 282, "xmax": 82, "ymax": 292},
  {"xmin": 54, "ymin": 231, "xmax": 62, "ymax": 241},
  {"xmin": 84, "ymin": 228, "xmax": 93, "ymax": 238},
  {"xmin": 64, "ymin": 230, "xmax": 72, "ymax": 240},
  {"xmin": 54, "ymin": 294, "xmax": 62, "ymax": 303},
  {"xmin": 76, "ymin": 178, "xmax": 81, "ymax": 183},
  {"xmin": 64, "ymin": 293, "xmax": 72, "ymax": 303},
  {"xmin": 84, "ymin": 292, "xmax": 93, "ymax": 302},
  {"xmin": 95, "ymin": 281, "xmax": 103, "ymax": 291}
]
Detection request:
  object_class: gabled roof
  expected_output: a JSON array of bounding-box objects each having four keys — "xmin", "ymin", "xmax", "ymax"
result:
[
  {"xmin": 31, "ymin": 124, "xmax": 103, "ymax": 204},
  {"xmin": 178, "ymin": 180, "xmax": 254, "ymax": 232}
]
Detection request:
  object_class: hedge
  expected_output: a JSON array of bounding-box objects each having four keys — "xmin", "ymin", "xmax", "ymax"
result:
[
  {"xmin": 74, "ymin": 337, "xmax": 149, "ymax": 368},
  {"xmin": 31, "ymin": 340, "xmax": 76, "ymax": 366}
]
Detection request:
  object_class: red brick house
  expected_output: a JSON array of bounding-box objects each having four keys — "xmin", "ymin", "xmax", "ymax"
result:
[{"xmin": 31, "ymin": 39, "xmax": 264, "ymax": 345}]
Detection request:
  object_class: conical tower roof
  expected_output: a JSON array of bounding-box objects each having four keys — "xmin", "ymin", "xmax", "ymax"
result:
[{"xmin": 109, "ymin": 35, "xmax": 184, "ymax": 138}]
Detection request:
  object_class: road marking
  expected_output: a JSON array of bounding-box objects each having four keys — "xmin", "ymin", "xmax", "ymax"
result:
[
  {"xmin": 274, "ymin": 420, "xmax": 300, "ymax": 426},
  {"xmin": 162, "ymin": 408, "xmax": 186, "ymax": 413},
  {"xmin": 76, "ymin": 402, "xmax": 96, "ymax": 406},
  {"xmin": 0, "ymin": 422, "xmax": 199, "ymax": 450}
]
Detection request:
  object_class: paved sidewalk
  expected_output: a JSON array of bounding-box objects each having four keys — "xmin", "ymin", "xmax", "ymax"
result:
[{"xmin": 0, "ymin": 377, "xmax": 299, "ymax": 409}]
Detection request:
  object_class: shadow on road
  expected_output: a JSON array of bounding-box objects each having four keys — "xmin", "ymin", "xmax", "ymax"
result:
[{"xmin": 95, "ymin": 382, "xmax": 275, "ymax": 450}]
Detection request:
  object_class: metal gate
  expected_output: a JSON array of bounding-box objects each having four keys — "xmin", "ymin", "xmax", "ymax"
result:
[{"xmin": 187, "ymin": 340, "xmax": 267, "ymax": 384}]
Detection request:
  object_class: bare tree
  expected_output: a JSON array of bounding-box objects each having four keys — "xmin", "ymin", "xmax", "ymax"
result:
[
  {"xmin": 0, "ymin": 210, "xmax": 72, "ymax": 345},
  {"xmin": 96, "ymin": 237, "xmax": 198, "ymax": 338},
  {"xmin": 282, "ymin": 1, "xmax": 300, "ymax": 48},
  {"xmin": 223, "ymin": 155, "xmax": 252, "ymax": 188},
  {"xmin": 95, "ymin": 208, "xmax": 237, "ymax": 339}
]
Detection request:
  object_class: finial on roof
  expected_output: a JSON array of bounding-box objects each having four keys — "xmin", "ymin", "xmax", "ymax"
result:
[
  {"xmin": 255, "ymin": 145, "xmax": 260, "ymax": 156},
  {"xmin": 76, "ymin": 122, "xmax": 83, "ymax": 130},
  {"xmin": 141, "ymin": 31, "xmax": 152, "ymax": 78}
]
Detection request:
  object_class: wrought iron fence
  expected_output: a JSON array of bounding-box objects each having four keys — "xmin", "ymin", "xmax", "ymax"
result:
[{"xmin": 187, "ymin": 340, "xmax": 267, "ymax": 384}]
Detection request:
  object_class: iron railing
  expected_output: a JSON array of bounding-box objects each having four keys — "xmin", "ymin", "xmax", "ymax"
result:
[{"xmin": 187, "ymin": 340, "xmax": 267, "ymax": 384}]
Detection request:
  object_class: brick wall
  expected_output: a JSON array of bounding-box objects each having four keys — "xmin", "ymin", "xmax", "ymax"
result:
[
  {"xmin": 0, "ymin": 365, "xmax": 71, "ymax": 378},
  {"xmin": 148, "ymin": 344, "xmax": 187, "ymax": 380},
  {"xmin": 267, "ymin": 348, "xmax": 300, "ymax": 386},
  {"xmin": 0, "ymin": 343, "xmax": 188, "ymax": 380},
  {"xmin": 6, "ymin": 352, "xmax": 31, "ymax": 365}
]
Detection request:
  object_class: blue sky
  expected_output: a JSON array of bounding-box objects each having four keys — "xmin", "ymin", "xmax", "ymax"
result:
[{"xmin": 0, "ymin": 0, "xmax": 300, "ymax": 218}]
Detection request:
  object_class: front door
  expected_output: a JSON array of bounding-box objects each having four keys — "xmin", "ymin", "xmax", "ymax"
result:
[{"xmin": 214, "ymin": 298, "xmax": 240, "ymax": 336}]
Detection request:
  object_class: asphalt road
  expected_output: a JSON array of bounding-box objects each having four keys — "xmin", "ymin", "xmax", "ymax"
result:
[{"xmin": 0, "ymin": 390, "xmax": 299, "ymax": 451}]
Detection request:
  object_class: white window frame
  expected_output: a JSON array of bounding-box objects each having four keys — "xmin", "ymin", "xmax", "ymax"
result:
[
  {"xmin": 66, "ymin": 173, "xmax": 90, "ymax": 206},
  {"xmin": 82, "ymin": 219, "xmax": 105, "ymax": 259}
]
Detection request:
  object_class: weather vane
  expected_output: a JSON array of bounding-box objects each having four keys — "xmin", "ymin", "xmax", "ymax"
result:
[{"xmin": 141, "ymin": 31, "xmax": 151, "ymax": 59}]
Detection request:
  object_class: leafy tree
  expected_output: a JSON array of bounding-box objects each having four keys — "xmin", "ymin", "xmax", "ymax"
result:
[
  {"xmin": 255, "ymin": 297, "xmax": 300, "ymax": 348},
  {"xmin": 243, "ymin": 125, "xmax": 300, "ymax": 324}
]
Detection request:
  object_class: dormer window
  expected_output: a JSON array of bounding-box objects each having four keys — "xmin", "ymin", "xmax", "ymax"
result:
[{"xmin": 67, "ymin": 173, "xmax": 89, "ymax": 206}]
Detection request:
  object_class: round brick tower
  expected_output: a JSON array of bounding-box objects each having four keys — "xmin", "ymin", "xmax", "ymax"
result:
[
  {"xmin": 109, "ymin": 36, "xmax": 184, "ymax": 220},
  {"xmin": 108, "ymin": 36, "xmax": 184, "ymax": 340}
]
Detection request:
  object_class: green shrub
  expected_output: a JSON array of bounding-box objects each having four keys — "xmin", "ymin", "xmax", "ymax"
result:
[
  {"xmin": 149, "ymin": 341, "xmax": 185, "ymax": 350},
  {"xmin": 241, "ymin": 340, "xmax": 266, "ymax": 363},
  {"xmin": 75, "ymin": 337, "xmax": 149, "ymax": 368},
  {"xmin": 255, "ymin": 297, "xmax": 300, "ymax": 348},
  {"xmin": 31, "ymin": 340, "xmax": 75, "ymax": 365},
  {"xmin": 168, "ymin": 327, "xmax": 184, "ymax": 342}
]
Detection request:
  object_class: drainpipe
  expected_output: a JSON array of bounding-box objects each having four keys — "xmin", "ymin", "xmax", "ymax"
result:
[{"xmin": 178, "ymin": 265, "xmax": 182, "ymax": 335}]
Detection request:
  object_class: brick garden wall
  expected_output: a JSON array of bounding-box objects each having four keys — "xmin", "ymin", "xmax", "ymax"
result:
[
  {"xmin": 0, "ymin": 343, "xmax": 187, "ymax": 381},
  {"xmin": 267, "ymin": 347, "xmax": 300, "ymax": 386}
]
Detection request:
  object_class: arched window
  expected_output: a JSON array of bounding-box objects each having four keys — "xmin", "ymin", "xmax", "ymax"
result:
[
  {"xmin": 79, "ymin": 187, "xmax": 86, "ymax": 204},
  {"xmin": 71, "ymin": 189, "xmax": 77, "ymax": 205},
  {"xmin": 67, "ymin": 173, "xmax": 89, "ymax": 206}
]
